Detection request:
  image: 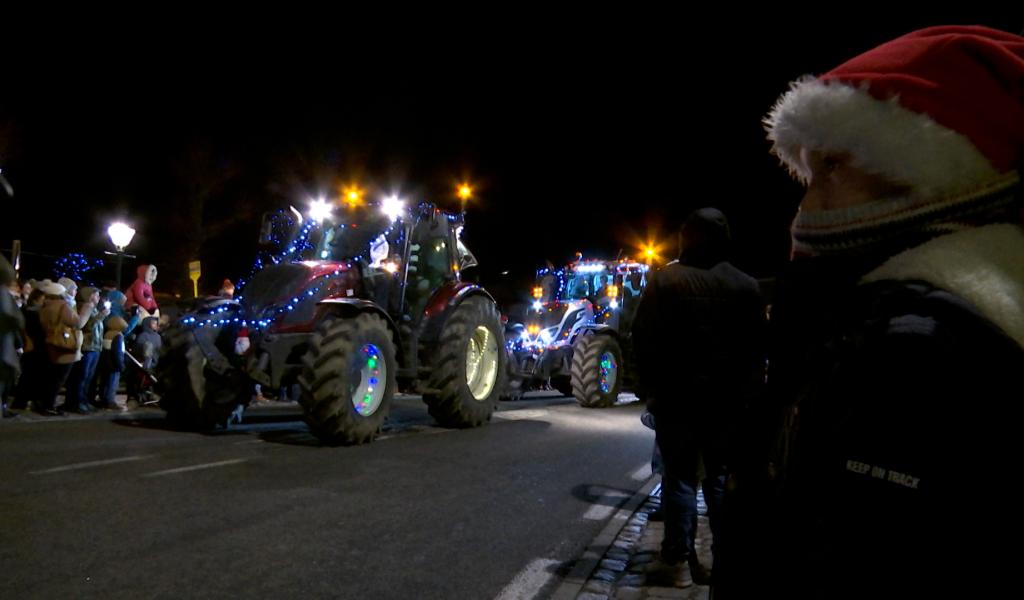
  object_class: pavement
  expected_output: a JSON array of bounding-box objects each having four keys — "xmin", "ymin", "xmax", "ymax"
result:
[{"xmin": 553, "ymin": 479, "xmax": 713, "ymax": 600}]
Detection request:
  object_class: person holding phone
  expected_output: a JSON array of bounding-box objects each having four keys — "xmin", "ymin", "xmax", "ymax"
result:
[{"xmin": 63, "ymin": 287, "xmax": 109, "ymax": 412}]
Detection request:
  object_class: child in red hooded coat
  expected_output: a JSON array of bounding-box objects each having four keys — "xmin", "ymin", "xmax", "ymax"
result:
[{"xmin": 124, "ymin": 264, "xmax": 159, "ymax": 318}]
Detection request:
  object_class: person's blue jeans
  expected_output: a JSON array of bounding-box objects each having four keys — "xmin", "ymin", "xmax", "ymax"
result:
[
  {"xmin": 65, "ymin": 351, "xmax": 100, "ymax": 409},
  {"xmin": 656, "ymin": 423, "xmax": 726, "ymax": 563},
  {"xmin": 100, "ymin": 369, "xmax": 121, "ymax": 406}
]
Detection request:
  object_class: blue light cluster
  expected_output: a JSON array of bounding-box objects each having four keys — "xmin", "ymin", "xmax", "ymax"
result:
[
  {"xmin": 533, "ymin": 267, "xmax": 566, "ymax": 308},
  {"xmin": 52, "ymin": 252, "xmax": 105, "ymax": 285}
]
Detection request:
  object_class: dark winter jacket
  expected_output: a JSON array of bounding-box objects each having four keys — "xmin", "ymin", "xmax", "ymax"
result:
[
  {"xmin": 1, "ymin": 256, "xmax": 21, "ymax": 385},
  {"xmin": 633, "ymin": 260, "xmax": 765, "ymax": 420},
  {"xmin": 1, "ymin": 290, "xmax": 22, "ymax": 385},
  {"xmin": 21, "ymin": 304, "xmax": 45, "ymax": 355},
  {"xmin": 132, "ymin": 317, "xmax": 162, "ymax": 371},
  {"xmin": 740, "ymin": 224, "xmax": 1024, "ymax": 599}
]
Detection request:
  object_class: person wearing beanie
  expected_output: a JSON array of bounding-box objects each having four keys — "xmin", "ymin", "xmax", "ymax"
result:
[
  {"xmin": 57, "ymin": 276, "xmax": 78, "ymax": 309},
  {"xmin": 126, "ymin": 316, "xmax": 162, "ymax": 406},
  {"xmin": 728, "ymin": 26, "xmax": 1024, "ymax": 598},
  {"xmin": 103, "ymin": 289, "xmax": 138, "ymax": 335},
  {"xmin": 96, "ymin": 316, "xmax": 128, "ymax": 410},
  {"xmin": 632, "ymin": 208, "xmax": 766, "ymax": 588},
  {"xmin": 36, "ymin": 280, "xmax": 85, "ymax": 415},
  {"xmin": 63, "ymin": 287, "xmax": 109, "ymax": 412}
]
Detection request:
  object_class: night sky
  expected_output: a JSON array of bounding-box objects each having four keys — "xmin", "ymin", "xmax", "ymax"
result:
[{"xmin": 2, "ymin": 13, "xmax": 1019, "ymax": 306}]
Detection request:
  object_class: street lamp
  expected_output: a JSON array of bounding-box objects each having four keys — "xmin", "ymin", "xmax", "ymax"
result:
[
  {"xmin": 106, "ymin": 221, "xmax": 136, "ymax": 289},
  {"xmin": 457, "ymin": 183, "xmax": 473, "ymax": 212}
]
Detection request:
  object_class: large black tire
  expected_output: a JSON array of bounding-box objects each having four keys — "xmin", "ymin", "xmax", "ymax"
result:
[
  {"xmin": 157, "ymin": 325, "xmax": 247, "ymax": 429},
  {"xmin": 501, "ymin": 373, "xmax": 525, "ymax": 402},
  {"xmin": 570, "ymin": 334, "xmax": 623, "ymax": 408},
  {"xmin": 551, "ymin": 375, "xmax": 573, "ymax": 397},
  {"xmin": 298, "ymin": 313, "xmax": 397, "ymax": 445},
  {"xmin": 424, "ymin": 296, "xmax": 505, "ymax": 427}
]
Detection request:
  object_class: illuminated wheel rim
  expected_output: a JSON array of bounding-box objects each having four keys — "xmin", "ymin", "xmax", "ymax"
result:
[
  {"xmin": 352, "ymin": 344, "xmax": 386, "ymax": 416},
  {"xmin": 466, "ymin": 325, "xmax": 499, "ymax": 401},
  {"xmin": 599, "ymin": 351, "xmax": 617, "ymax": 395}
]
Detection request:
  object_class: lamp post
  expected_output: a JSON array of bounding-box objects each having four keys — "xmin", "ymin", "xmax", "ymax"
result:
[{"xmin": 106, "ymin": 222, "xmax": 136, "ymax": 289}]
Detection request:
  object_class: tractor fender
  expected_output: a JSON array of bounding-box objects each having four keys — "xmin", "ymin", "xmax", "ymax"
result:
[
  {"xmin": 573, "ymin": 323, "xmax": 619, "ymax": 344},
  {"xmin": 419, "ymin": 283, "xmax": 497, "ymax": 345},
  {"xmin": 317, "ymin": 298, "xmax": 401, "ymax": 347}
]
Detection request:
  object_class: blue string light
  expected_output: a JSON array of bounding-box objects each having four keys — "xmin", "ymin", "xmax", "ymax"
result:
[
  {"xmin": 52, "ymin": 252, "xmax": 105, "ymax": 285},
  {"xmin": 179, "ymin": 199, "xmax": 439, "ymax": 334}
]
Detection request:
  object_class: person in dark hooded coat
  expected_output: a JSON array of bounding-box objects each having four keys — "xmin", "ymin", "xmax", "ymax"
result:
[
  {"xmin": 632, "ymin": 207, "xmax": 765, "ymax": 587},
  {"xmin": 1, "ymin": 255, "xmax": 24, "ymax": 418}
]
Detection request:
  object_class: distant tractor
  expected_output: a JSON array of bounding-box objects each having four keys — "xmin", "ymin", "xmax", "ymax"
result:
[
  {"xmin": 157, "ymin": 199, "xmax": 505, "ymax": 445},
  {"xmin": 506, "ymin": 258, "xmax": 648, "ymax": 407}
]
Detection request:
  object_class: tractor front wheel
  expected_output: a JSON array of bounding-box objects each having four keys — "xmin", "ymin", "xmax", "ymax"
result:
[
  {"xmin": 299, "ymin": 313, "xmax": 397, "ymax": 445},
  {"xmin": 570, "ymin": 334, "xmax": 623, "ymax": 408}
]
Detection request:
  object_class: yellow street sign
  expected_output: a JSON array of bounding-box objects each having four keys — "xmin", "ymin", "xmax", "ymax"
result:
[{"xmin": 188, "ymin": 261, "xmax": 201, "ymax": 297}]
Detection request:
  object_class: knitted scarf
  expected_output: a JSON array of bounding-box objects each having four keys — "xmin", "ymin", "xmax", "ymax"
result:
[{"xmin": 792, "ymin": 171, "xmax": 1021, "ymax": 257}]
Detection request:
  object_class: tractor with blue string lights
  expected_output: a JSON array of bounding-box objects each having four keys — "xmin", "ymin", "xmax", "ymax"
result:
[
  {"xmin": 506, "ymin": 257, "xmax": 648, "ymax": 407},
  {"xmin": 156, "ymin": 194, "xmax": 505, "ymax": 444}
]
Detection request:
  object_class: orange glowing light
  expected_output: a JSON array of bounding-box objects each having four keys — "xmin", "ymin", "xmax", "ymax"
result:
[
  {"xmin": 457, "ymin": 183, "xmax": 473, "ymax": 201},
  {"xmin": 342, "ymin": 185, "xmax": 364, "ymax": 208}
]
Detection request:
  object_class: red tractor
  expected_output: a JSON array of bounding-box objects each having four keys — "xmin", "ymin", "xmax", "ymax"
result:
[{"xmin": 157, "ymin": 200, "xmax": 505, "ymax": 445}]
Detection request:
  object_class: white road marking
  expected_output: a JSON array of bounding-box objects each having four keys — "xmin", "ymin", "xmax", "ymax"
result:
[
  {"xmin": 582, "ymin": 489, "xmax": 631, "ymax": 521},
  {"xmin": 142, "ymin": 459, "xmax": 248, "ymax": 477},
  {"xmin": 630, "ymin": 463, "xmax": 652, "ymax": 481},
  {"xmin": 31, "ymin": 455, "xmax": 153, "ymax": 475},
  {"xmin": 494, "ymin": 557, "xmax": 560, "ymax": 600}
]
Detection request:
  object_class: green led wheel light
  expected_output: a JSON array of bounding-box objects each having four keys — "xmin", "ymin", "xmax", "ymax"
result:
[
  {"xmin": 598, "ymin": 351, "xmax": 617, "ymax": 395},
  {"xmin": 352, "ymin": 343, "xmax": 386, "ymax": 416}
]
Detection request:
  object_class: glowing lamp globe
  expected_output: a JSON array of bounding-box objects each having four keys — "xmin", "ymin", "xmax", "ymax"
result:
[{"xmin": 107, "ymin": 222, "xmax": 136, "ymax": 250}]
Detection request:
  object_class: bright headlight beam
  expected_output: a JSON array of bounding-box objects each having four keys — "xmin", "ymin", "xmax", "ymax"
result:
[
  {"xmin": 381, "ymin": 196, "xmax": 406, "ymax": 222},
  {"xmin": 308, "ymin": 198, "xmax": 332, "ymax": 222}
]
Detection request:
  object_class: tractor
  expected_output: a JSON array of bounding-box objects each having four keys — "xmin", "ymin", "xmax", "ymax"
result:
[
  {"xmin": 157, "ymin": 199, "xmax": 505, "ymax": 445},
  {"xmin": 506, "ymin": 258, "xmax": 648, "ymax": 407}
]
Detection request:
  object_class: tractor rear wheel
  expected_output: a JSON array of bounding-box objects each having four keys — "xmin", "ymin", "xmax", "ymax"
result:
[{"xmin": 424, "ymin": 297, "xmax": 505, "ymax": 427}]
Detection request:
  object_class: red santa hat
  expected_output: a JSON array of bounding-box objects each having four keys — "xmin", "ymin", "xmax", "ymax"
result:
[{"xmin": 766, "ymin": 26, "xmax": 1024, "ymax": 200}]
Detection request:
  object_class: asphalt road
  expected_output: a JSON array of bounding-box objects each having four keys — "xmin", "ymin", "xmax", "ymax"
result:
[{"xmin": 0, "ymin": 392, "xmax": 654, "ymax": 599}]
